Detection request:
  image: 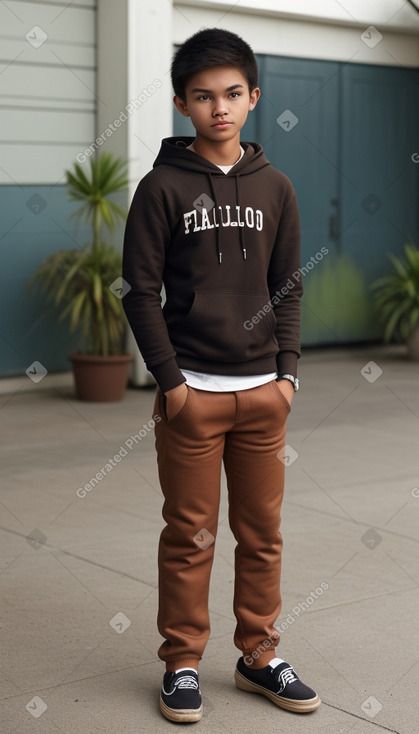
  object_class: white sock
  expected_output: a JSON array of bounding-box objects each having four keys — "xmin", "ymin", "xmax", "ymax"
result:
[
  {"xmin": 174, "ymin": 666, "xmax": 198, "ymax": 674},
  {"xmin": 268, "ymin": 657, "xmax": 285, "ymax": 669}
]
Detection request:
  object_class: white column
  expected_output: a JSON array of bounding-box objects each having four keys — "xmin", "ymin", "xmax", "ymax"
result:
[
  {"xmin": 97, "ymin": 0, "xmax": 173, "ymax": 197},
  {"xmin": 97, "ymin": 0, "xmax": 174, "ymax": 383}
]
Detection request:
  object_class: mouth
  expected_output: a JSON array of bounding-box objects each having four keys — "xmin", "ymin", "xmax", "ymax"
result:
[{"xmin": 211, "ymin": 121, "xmax": 233, "ymax": 129}]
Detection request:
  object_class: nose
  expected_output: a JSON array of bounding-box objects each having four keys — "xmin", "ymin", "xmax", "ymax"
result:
[{"xmin": 212, "ymin": 97, "xmax": 228, "ymax": 117}]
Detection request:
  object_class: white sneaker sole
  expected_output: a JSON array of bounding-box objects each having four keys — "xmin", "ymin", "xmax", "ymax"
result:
[
  {"xmin": 159, "ymin": 695, "xmax": 203, "ymax": 722},
  {"xmin": 235, "ymin": 669, "xmax": 321, "ymax": 713}
]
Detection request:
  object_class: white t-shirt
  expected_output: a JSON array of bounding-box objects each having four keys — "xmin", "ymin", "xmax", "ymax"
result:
[{"xmin": 181, "ymin": 146, "xmax": 276, "ymax": 392}]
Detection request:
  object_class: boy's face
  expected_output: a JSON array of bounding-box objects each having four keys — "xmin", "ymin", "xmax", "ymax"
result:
[{"xmin": 174, "ymin": 66, "xmax": 260, "ymax": 145}]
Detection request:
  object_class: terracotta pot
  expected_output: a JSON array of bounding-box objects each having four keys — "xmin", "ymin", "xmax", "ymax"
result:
[
  {"xmin": 68, "ymin": 352, "xmax": 134, "ymax": 402},
  {"xmin": 407, "ymin": 326, "xmax": 419, "ymax": 361}
]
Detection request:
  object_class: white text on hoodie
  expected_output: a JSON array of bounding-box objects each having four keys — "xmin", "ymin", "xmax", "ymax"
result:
[{"xmin": 183, "ymin": 206, "xmax": 263, "ymax": 234}]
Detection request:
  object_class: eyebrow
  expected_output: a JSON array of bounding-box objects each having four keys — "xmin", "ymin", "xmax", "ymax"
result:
[{"xmin": 189, "ymin": 84, "xmax": 245, "ymax": 94}]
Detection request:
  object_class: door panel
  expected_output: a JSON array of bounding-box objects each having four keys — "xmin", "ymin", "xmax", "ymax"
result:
[
  {"xmin": 340, "ymin": 63, "xmax": 419, "ymax": 283},
  {"xmin": 251, "ymin": 56, "xmax": 342, "ymax": 344}
]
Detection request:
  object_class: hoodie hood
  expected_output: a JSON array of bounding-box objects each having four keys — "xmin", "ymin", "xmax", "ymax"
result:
[
  {"xmin": 153, "ymin": 136, "xmax": 270, "ymax": 176},
  {"xmin": 153, "ymin": 137, "xmax": 270, "ymax": 264}
]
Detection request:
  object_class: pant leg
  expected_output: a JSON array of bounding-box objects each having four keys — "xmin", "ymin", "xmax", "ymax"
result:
[
  {"xmin": 223, "ymin": 380, "xmax": 290, "ymax": 667},
  {"xmin": 154, "ymin": 386, "xmax": 235, "ymax": 667}
]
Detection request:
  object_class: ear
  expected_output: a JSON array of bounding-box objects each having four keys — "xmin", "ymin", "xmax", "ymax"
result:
[
  {"xmin": 173, "ymin": 95, "xmax": 190, "ymax": 117},
  {"xmin": 248, "ymin": 87, "xmax": 261, "ymax": 112}
]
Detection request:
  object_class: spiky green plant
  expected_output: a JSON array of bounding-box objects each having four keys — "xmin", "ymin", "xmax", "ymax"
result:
[
  {"xmin": 66, "ymin": 153, "xmax": 128, "ymax": 254},
  {"xmin": 30, "ymin": 153, "xmax": 128, "ymax": 355},
  {"xmin": 370, "ymin": 242, "xmax": 419, "ymax": 342}
]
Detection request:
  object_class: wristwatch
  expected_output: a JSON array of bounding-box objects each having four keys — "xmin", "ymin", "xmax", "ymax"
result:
[{"xmin": 278, "ymin": 373, "xmax": 300, "ymax": 391}]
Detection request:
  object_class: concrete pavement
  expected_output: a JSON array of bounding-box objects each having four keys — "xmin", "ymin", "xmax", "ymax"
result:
[{"xmin": 1, "ymin": 344, "xmax": 418, "ymax": 733}]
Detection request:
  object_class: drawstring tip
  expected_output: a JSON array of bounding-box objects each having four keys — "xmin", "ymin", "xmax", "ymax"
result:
[
  {"xmin": 242, "ymin": 248, "xmax": 247, "ymax": 260},
  {"xmin": 219, "ymin": 252, "xmax": 222, "ymax": 264}
]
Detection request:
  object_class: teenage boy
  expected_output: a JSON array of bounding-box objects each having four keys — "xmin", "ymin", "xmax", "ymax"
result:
[{"xmin": 123, "ymin": 28, "xmax": 320, "ymax": 723}]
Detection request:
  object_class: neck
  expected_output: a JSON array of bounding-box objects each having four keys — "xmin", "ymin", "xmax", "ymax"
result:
[{"xmin": 190, "ymin": 135, "xmax": 242, "ymax": 166}]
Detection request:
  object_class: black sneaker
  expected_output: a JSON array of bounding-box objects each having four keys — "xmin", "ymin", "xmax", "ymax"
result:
[
  {"xmin": 159, "ymin": 669, "xmax": 203, "ymax": 722},
  {"xmin": 235, "ymin": 657, "xmax": 321, "ymax": 713}
]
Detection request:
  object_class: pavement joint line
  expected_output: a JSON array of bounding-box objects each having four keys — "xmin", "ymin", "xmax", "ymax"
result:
[
  {"xmin": 58, "ymin": 633, "xmax": 109, "ymax": 687},
  {"xmin": 384, "ymin": 550, "xmax": 419, "ymax": 587},
  {"xmin": 0, "ymin": 552, "xmax": 23, "ymax": 578},
  {"xmin": 385, "ymin": 384, "xmax": 419, "ymax": 422},
  {"xmin": 132, "ymin": 582, "xmax": 158, "ymax": 611},
  {"xmin": 289, "ymin": 471, "xmax": 418, "ymax": 494},
  {"xmin": 302, "ymin": 636, "xmax": 361, "ymax": 695},
  {"xmin": 331, "ymin": 550, "xmax": 359, "ymax": 577},
  {"xmin": 47, "ymin": 500, "xmax": 76, "ymax": 527},
  {"xmin": 0, "ymin": 499, "xmax": 25, "ymax": 527},
  {"xmin": 0, "ymin": 526, "xmax": 156, "ymax": 587},
  {"xmin": 283, "ymin": 500, "xmax": 419, "ymax": 546},
  {"xmin": 282, "ymin": 584, "xmax": 418, "ymax": 615},
  {"xmin": 0, "ymin": 660, "xmax": 24, "ymax": 695},
  {"xmin": 214, "ymin": 551, "xmax": 235, "ymax": 572},
  {"xmin": 384, "ymin": 656, "xmax": 419, "ymax": 696},
  {"xmin": 51, "ymin": 551, "xmax": 108, "ymax": 608},
  {"xmin": 301, "ymin": 385, "xmax": 359, "ymax": 442},
  {"xmin": 383, "ymin": 501, "xmax": 410, "ymax": 527},
  {"xmin": 0, "ymin": 660, "xmax": 160, "ymax": 702},
  {"xmin": 321, "ymin": 701, "xmax": 402, "ymax": 733},
  {"xmin": 61, "ymin": 397, "xmax": 110, "ymax": 442},
  {"xmin": 301, "ymin": 467, "xmax": 359, "ymax": 524},
  {"xmin": 132, "ymin": 468, "xmax": 162, "ymax": 497}
]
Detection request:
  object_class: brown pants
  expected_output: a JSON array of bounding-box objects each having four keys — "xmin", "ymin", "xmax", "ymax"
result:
[{"xmin": 153, "ymin": 380, "xmax": 290, "ymax": 669}]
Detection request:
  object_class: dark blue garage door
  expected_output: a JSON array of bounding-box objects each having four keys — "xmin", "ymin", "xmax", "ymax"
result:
[{"xmin": 174, "ymin": 55, "xmax": 419, "ymax": 345}]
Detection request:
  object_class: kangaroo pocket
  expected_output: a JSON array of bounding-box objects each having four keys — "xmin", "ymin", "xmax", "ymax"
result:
[{"xmin": 170, "ymin": 290, "xmax": 278, "ymax": 363}]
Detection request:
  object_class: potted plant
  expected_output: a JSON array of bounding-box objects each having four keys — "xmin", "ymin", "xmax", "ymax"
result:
[
  {"xmin": 30, "ymin": 152, "xmax": 133, "ymax": 400},
  {"xmin": 370, "ymin": 241, "xmax": 419, "ymax": 360}
]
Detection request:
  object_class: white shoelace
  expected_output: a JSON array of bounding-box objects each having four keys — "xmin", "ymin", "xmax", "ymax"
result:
[
  {"xmin": 174, "ymin": 675, "xmax": 199, "ymax": 690},
  {"xmin": 276, "ymin": 666, "xmax": 298, "ymax": 694}
]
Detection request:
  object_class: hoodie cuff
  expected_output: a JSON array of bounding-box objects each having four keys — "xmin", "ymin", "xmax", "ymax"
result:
[
  {"xmin": 276, "ymin": 350, "xmax": 299, "ymax": 378},
  {"xmin": 149, "ymin": 357, "xmax": 186, "ymax": 394}
]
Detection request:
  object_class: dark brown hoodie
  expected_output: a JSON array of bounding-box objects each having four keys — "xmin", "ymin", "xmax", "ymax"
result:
[{"xmin": 122, "ymin": 136, "xmax": 302, "ymax": 393}]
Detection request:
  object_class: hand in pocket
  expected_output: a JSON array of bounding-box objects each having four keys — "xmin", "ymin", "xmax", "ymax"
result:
[
  {"xmin": 275, "ymin": 379, "xmax": 294, "ymax": 408},
  {"xmin": 164, "ymin": 383, "xmax": 188, "ymax": 421}
]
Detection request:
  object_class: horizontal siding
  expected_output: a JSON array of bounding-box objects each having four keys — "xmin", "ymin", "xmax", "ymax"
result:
[
  {"xmin": 0, "ymin": 38, "xmax": 96, "ymax": 67},
  {"xmin": 2, "ymin": 108, "xmax": 95, "ymax": 141},
  {"xmin": 0, "ymin": 145, "xmax": 95, "ymax": 185},
  {"xmin": 0, "ymin": 0, "xmax": 96, "ymax": 184},
  {"xmin": 0, "ymin": 64, "xmax": 96, "ymax": 99}
]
